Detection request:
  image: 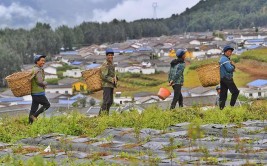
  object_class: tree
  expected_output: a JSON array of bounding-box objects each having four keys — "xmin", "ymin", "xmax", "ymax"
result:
[
  {"xmin": 0, "ymin": 44, "xmax": 21, "ymax": 87},
  {"xmin": 56, "ymin": 25, "xmax": 75, "ymax": 50}
]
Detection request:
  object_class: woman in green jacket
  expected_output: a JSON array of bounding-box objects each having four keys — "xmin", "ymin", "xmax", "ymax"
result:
[{"xmin": 168, "ymin": 49, "xmax": 186, "ymax": 109}]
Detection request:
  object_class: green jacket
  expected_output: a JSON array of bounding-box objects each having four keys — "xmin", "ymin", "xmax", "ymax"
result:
[
  {"xmin": 31, "ymin": 66, "xmax": 47, "ymax": 94},
  {"xmin": 101, "ymin": 60, "xmax": 116, "ymax": 88},
  {"xmin": 168, "ymin": 59, "xmax": 185, "ymax": 85}
]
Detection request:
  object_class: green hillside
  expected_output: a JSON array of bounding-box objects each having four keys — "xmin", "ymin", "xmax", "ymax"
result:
[{"xmin": 166, "ymin": 0, "xmax": 267, "ymax": 33}]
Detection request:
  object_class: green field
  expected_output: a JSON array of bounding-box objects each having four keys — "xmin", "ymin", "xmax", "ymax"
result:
[
  {"xmin": 91, "ymin": 48, "xmax": 267, "ymax": 98},
  {"xmin": 241, "ymin": 48, "xmax": 267, "ymax": 62},
  {"xmin": 114, "ymin": 64, "xmax": 256, "ymax": 98}
]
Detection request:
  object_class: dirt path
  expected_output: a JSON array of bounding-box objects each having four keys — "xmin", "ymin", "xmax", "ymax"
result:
[{"xmin": 236, "ymin": 59, "xmax": 267, "ymax": 79}]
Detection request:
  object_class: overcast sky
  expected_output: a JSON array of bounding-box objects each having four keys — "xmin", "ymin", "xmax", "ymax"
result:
[{"xmin": 0, "ymin": 0, "xmax": 200, "ymax": 29}]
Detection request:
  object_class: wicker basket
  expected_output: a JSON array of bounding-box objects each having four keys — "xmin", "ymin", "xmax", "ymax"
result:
[
  {"xmin": 196, "ymin": 63, "xmax": 220, "ymax": 87},
  {"xmin": 5, "ymin": 71, "xmax": 33, "ymax": 97},
  {"xmin": 82, "ymin": 68, "xmax": 102, "ymax": 92}
]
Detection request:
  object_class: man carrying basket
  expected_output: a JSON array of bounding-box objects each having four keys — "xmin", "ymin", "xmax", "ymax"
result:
[
  {"xmin": 99, "ymin": 48, "xmax": 118, "ymax": 115},
  {"xmin": 29, "ymin": 55, "xmax": 50, "ymax": 124},
  {"xmin": 219, "ymin": 46, "xmax": 239, "ymax": 110}
]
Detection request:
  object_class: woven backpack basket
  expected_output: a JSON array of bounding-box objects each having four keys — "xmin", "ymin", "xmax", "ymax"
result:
[
  {"xmin": 5, "ymin": 71, "xmax": 33, "ymax": 97},
  {"xmin": 196, "ymin": 63, "xmax": 220, "ymax": 87},
  {"xmin": 82, "ymin": 68, "xmax": 102, "ymax": 92}
]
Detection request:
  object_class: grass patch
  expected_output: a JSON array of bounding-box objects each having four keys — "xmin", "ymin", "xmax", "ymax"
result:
[
  {"xmin": 233, "ymin": 68, "xmax": 254, "ymax": 87},
  {"xmin": 241, "ymin": 48, "xmax": 267, "ymax": 63},
  {"xmin": 0, "ymin": 100, "xmax": 266, "ymax": 143},
  {"xmin": 184, "ymin": 66, "xmax": 201, "ymax": 87}
]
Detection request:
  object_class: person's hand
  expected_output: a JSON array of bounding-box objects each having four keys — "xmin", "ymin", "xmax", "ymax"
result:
[
  {"xmin": 230, "ymin": 61, "xmax": 236, "ymax": 67},
  {"xmin": 113, "ymin": 77, "xmax": 117, "ymax": 84},
  {"xmin": 168, "ymin": 80, "xmax": 174, "ymax": 86},
  {"xmin": 230, "ymin": 61, "xmax": 236, "ymax": 71}
]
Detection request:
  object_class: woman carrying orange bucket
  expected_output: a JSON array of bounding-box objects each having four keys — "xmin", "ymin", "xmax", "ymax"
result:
[{"xmin": 168, "ymin": 49, "xmax": 186, "ymax": 109}]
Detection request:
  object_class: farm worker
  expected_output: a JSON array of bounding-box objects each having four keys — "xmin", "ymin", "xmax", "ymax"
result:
[
  {"xmin": 168, "ymin": 49, "xmax": 186, "ymax": 109},
  {"xmin": 219, "ymin": 45, "xmax": 239, "ymax": 110},
  {"xmin": 215, "ymin": 85, "xmax": 221, "ymax": 106},
  {"xmin": 29, "ymin": 54, "xmax": 50, "ymax": 124},
  {"xmin": 99, "ymin": 48, "xmax": 118, "ymax": 115}
]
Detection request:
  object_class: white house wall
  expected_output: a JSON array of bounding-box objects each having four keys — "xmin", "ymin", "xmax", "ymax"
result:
[
  {"xmin": 46, "ymin": 88, "xmax": 73, "ymax": 95},
  {"xmin": 242, "ymin": 91, "xmax": 267, "ymax": 99},
  {"xmin": 45, "ymin": 75, "xmax": 58, "ymax": 79},
  {"xmin": 190, "ymin": 40, "xmax": 201, "ymax": 45},
  {"xmin": 44, "ymin": 67, "xmax": 57, "ymax": 75},
  {"xmin": 141, "ymin": 68, "xmax": 155, "ymax": 74},
  {"xmin": 190, "ymin": 91, "xmax": 217, "ymax": 97},
  {"xmin": 63, "ymin": 69, "xmax": 82, "ymax": 78},
  {"xmin": 114, "ymin": 97, "xmax": 132, "ymax": 104},
  {"xmin": 207, "ymin": 49, "xmax": 222, "ymax": 54},
  {"xmin": 50, "ymin": 64, "xmax": 63, "ymax": 68},
  {"xmin": 115, "ymin": 67, "xmax": 127, "ymax": 73},
  {"xmin": 192, "ymin": 51, "xmax": 206, "ymax": 58}
]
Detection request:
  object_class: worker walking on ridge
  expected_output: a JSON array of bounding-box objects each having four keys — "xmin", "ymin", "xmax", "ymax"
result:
[
  {"xmin": 168, "ymin": 49, "xmax": 186, "ymax": 109},
  {"xmin": 219, "ymin": 45, "xmax": 239, "ymax": 110},
  {"xmin": 29, "ymin": 54, "xmax": 50, "ymax": 124}
]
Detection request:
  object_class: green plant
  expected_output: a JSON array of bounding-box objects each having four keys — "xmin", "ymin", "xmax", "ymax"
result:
[
  {"xmin": 45, "ymin": 78, "xmax": 59, "ymax": 85},
  {"xmin": 162, "ymin": 137, "xmax": 177, "ymax": 165}
]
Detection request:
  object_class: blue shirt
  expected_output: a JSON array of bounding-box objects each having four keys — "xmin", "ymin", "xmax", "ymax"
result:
[{"xmin": 219, "ymin": 55, "xmax": 235, "ymax": 79}]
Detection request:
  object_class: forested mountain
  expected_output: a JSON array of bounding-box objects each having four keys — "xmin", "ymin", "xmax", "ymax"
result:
[
  {"xmin": 166, "ymin": 0, "xmax": 267, "ymax": 33},
  {"xmin": 1, "ymin": 0, "xmax": 267, "ymax": 87}
]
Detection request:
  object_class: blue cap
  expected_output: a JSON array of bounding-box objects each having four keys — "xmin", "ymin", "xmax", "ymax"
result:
[
  {"xmin": 106, "ymin": 48, "xmax": 114, "ymax": 55},
  {"xmin": 34, "ymin": 54, "xmax": 46, "ymax": 64},
  {"xmin": 176, "ymin": 49, "xmax": 185, "ymax": 58},
  {"xmin": 223, "ymin": 45, "xmax": 234, "ymax": 53},
  {"xmin": 216, "ymin": 86, "xmax": 221, "ymax": 90}
]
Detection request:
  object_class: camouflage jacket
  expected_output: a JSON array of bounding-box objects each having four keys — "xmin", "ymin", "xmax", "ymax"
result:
[
  {"xmin": 168, "ymin": 59, "xmax": 185, "ymax": 85},
  {"xmin": 100, "ymin": 60, "xmax": 116, "ymax": 88}
]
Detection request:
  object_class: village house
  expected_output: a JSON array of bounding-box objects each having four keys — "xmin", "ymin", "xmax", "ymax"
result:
[
  {"xmin": 46, "ymin": 85, "xmax": 73, "ymax": 95},
  {"xmin": 44, "ymin": 66, "xmax": 57, "ymax": 75},
  {"xmin": 63, "ymin": 69, "xmax": 82, "ymax": 78},
  {"xmin": 130, "ymin": 53, "xmax": 151, "ymax": 62},
  {"xmin": 49, "ymin": 63, "xmax": 63, "ymax": 68},
  {"xmin": 135, "ymin": 96, "xmax": 160, "ymax": 104},
  {"xmin": 154, "ymin": 61, "xmax": 171, "ymax": 73},
  {"xmin": 188, "ymin": 86, "xmax": 217, "ymax": 97},
  {"xmin": 113, "ymin": 92, "xmax": 132, "ymax": 104},
  {"xmin": 44, "ymin": 72, "xmax": 58, "ymax": 80},
  {"xmin": 240, "ymin": 79, "xmax": 267, "ymax": 99},
  {"xmin": 141, "ymin": 67, "xmax": 155, "ymax": 74},
  {"xmin": 58, "ymin": 78, "xmax": 79, "ymax": 85}
]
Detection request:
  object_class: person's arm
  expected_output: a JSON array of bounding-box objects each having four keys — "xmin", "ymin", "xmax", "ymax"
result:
[
  {"xmin": 35, "ymin": 70, "xmax": 47, "ymax": 87},
  {"xmin": 221, "ymin": 58, "xmax": 235, "ymax": 72}
]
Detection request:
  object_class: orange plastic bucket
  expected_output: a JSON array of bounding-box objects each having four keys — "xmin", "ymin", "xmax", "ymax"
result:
[{"xmin": 157, "ymin": 87, "xmax": 171, "ymax": 100}]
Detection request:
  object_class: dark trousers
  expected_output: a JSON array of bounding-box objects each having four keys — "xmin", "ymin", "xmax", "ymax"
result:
[
  {"xmin": 29, "ymin": 95, "xmax": 50, "ymax": 123},
  {"xmin": 170, "ymin": 84, "xmax": 183, "ymax": 109},
  {"xmin": 100, "ymin": 87, "xmax": 114, "ymax": 115},
  {"xmin": 219, "ymin": 77, "xmax": 239, "ymax": 110}
]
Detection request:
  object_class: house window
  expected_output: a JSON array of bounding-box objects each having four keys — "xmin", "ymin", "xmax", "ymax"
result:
[
  {"xmin": 65, "ymin": 91, "xmax": 68, "ymax": 94},
  {"xmin": 249, "ymin": 93, "xmax": 252, "ymax": 97},
  {"xmin": 258, "ymin": 92, "xmax": 261, "ymax": 97}
]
